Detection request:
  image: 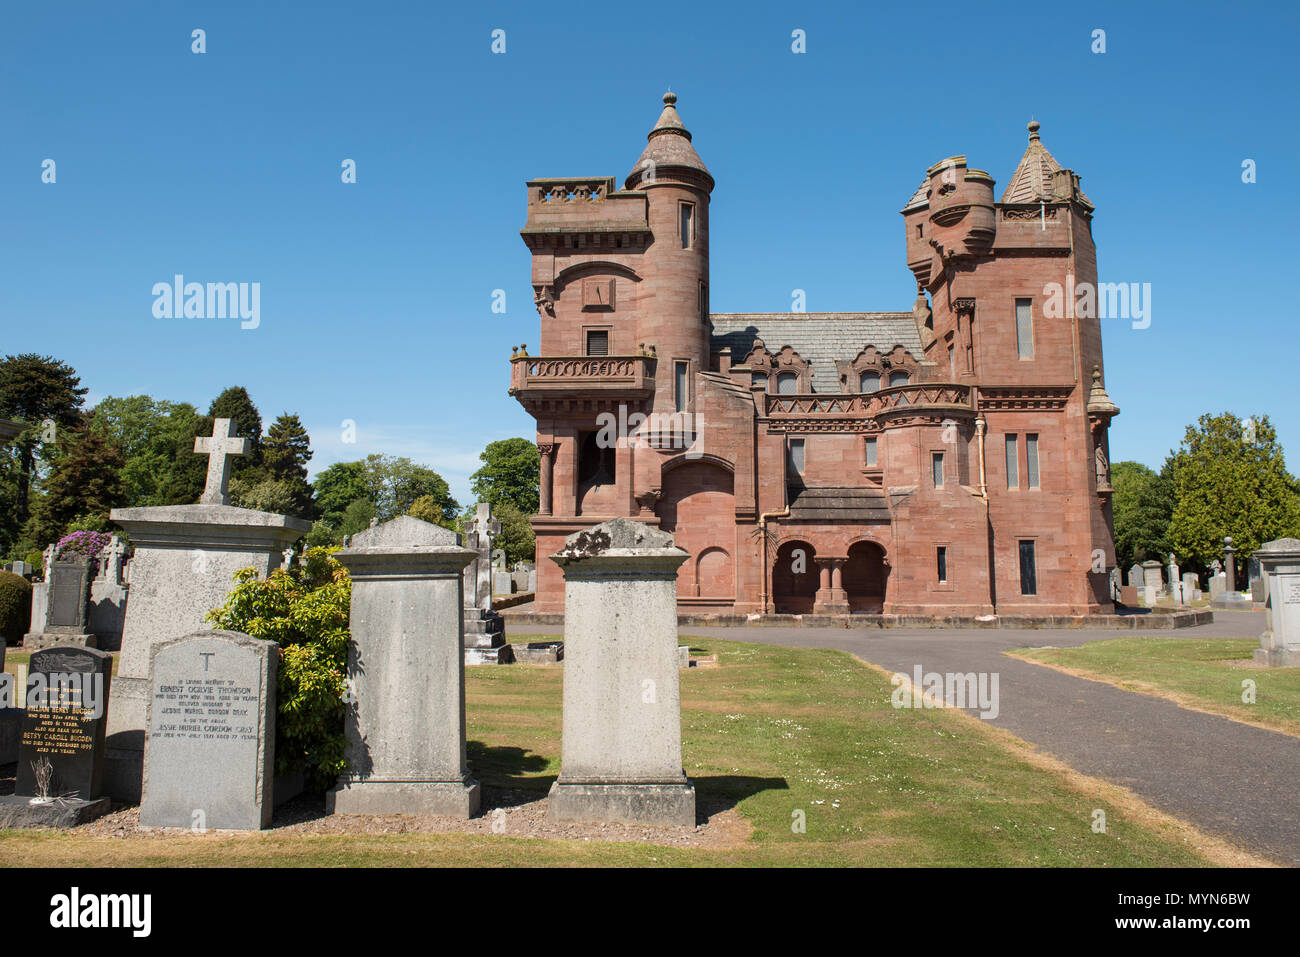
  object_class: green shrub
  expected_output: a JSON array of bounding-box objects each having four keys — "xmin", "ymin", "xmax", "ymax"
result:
[
  {"xmin": 206, "ymin": 547, "xmax": 350, "ymax": 792},
  {"xmin": 0, "ymin": 571, "xmax": 33, "ymax": 645}
]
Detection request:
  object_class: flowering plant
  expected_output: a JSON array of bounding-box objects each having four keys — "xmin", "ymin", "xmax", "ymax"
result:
[{"xmin": 54, "ymin": 530, "xmax": 112, "ymax": 561}]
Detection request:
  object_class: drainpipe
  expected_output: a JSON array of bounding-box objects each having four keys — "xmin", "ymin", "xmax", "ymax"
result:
[
  {"xmin": 758, "ymin": 504, "xmax": 790, "ymax": 614},
  {"xmin": 975, "ymin": 413, "xmax": 988, "ymax": 499}
]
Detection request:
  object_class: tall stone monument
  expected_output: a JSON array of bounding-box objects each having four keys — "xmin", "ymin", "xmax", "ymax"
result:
[
  {"xmin": 141, "ymin": 630, "xmax": 278, "ymax": 830},
  {"xmin": 105, "ymin": 418, "xmax": 309, "ymax": 802},
  {"xmin": 326, "ymin": 515, "xmax": 481, "ymax": 817},
  {"xmin": 548, "ymin": 518, "xmax": 694, "ymax": 827},
  {"xmin": 1254, "ymin": 538, "xmax": 1300, "ymax": 667},
  {"xmin": 462, "ymin": 502, "xmax": 512, "ymax": 664}
]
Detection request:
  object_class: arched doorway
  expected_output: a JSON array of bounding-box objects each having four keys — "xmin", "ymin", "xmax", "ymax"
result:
[
  {"xmin": 772, "ymin": 540, "xmax": 818, "ymax": 613},
  {"xmin": 659, "ymin": 460, "xmax": 735, "ymax": 602},
  {"xmin": 844, "ymin": 540, "xmax": 888, "ymax": 613}
]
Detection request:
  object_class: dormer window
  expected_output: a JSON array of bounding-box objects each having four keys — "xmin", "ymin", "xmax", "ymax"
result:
[
  {"xmin": 859, "ymin": 372, "xmax": 881, "ymax": 393},
  {"xmin": 776, "ymin": 372, "xmax": 798, "ymax": 394},
  {"xmin": 889, "ymin": 372, "xmax": 910, "ymax": 388}
]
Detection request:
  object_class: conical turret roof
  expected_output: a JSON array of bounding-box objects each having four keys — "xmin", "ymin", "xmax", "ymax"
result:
[
  {"xmin": 625, "ymin": 92, "xmax": 714, "ymax": 191},
  {"xmin": 1000, "ymin": 121, "xmax": 1092, "ymax": 208}
]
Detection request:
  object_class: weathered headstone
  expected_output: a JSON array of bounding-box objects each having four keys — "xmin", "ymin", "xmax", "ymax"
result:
[
  {"xmin": 327, "ymin": 516, "xmax": 481, "ymax": 817},
  {"xmin": 88, "ymin": 535, "xmax": 129, "ymax": 651},
  {"xmin": 1209, "ymin": 572, "xmax": 1227, "ymax": 601},
  {"xmin": 105, "ymin": 417, "xmax": 309, "ymax": 802},
  {"xmin": 23, "ymin": 556, "xmax": 96, "ymax": 650},
  {"xmin": 1249, "ymin": 554, "xmax": 1265, "ymax": 602},
  {"xmin": 462, "ymin": 502, "xmax": 512, "ymax": 664},
  {"xmin": 140, "ymin": 630, "xmax": 277, "ymax": 830},
  {"xmin": 1119, "ymin": 584, "xmax": 1138, "ymax": 607},
  {"xmin": 0, "ymin": 647, "xmax": 113, "ymax": 827},
  {"xmin": 1254, "ymin": 538, "xmax": 1300, "ymax": 667},
  {"xmin": 1128, "ymin": 563, "xmax": 1144, "ymax": 589},
  {"xmin": 1181, "ymin": 572, "xmax": 1199, "ymax": 604},
  {"xmin": 548, "ymin": 518, "xmax": 694, "ymax": 827}
]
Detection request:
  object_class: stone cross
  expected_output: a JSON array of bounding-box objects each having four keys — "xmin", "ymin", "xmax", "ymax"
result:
[
  {"xmin": 470, "ymin": 502, "xmax": 501, "ymax": 542},
  {"xmin": 463, "ymin": 502, "xmax": 500, "ymax": 612},
  {"xmin": 101, "ymin": 534, "xmax": 128, "ymax": 585},
  {"xmin": 194, "ymin": 418, "xmax": 251, "ymax": 506}
]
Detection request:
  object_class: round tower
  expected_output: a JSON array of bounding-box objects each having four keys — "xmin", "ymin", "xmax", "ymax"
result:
[{"xmin": 625, "ymin": 92, "xmax": 714, "ymax": 414}]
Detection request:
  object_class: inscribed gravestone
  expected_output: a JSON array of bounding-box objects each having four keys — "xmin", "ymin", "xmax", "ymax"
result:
[
  {"xmin": 24, "ymin": 557, "xmax": 97, "ymax": 650},
  {"xmin": 14, "ymin": 647, "xmax": 113, "ymax": 801},
  {"xmin": 141, "ymin": 630, "xmax": 277, "ymax": 830},
  {"xmin": 1254, "ymin": 538, "xmax": 1300, "ymax": 667}
]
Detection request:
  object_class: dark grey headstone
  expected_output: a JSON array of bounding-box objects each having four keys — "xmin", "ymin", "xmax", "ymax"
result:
[
  {"xmin": 45, "ymin": 558, "xmax": 93, "ymax": 631},
  {"xmin": 140, "ymin": 630, "xmax": 277, "ymax": 831},
  {"xmin": 14, "ymin": 646, "xmax": 113, "ymax": 801}
]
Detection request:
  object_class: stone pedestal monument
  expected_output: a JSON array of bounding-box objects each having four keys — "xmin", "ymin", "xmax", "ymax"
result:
[
  {"xmin": 548, "ymin": 518, "xmax": 694, "ymax": 827},
  {"xmin": 326, "ymin": 516, "xmax": 481, "ymax": 817},
  {"xmin": 104, "ymin": 418, "xmax": 309, "ymax": 802},
  {"xmin": 462, "ymin": 502, "xmax": 513, "ymax": 664},
  {"xmin": 1253, "ymin": 538, "xmax": 1300, "ymax": 667},
  {"xmin": 1213, "ymin": 536, "xmax": 1253, "ymax": 609}
]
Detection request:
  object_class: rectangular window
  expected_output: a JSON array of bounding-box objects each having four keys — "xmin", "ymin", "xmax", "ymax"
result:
[
  {"xmin": 680, "ymin": 203, "xmax": 694, "ymax": 249},
  {"xmin": 699, "ymin": 281, "xmax": 707, "ymax": 320},
  {"xmin": 586, "ymin": 330, "xmax": 608, "ymax": 356},
  {"xmin": 1015, "ymin": 298, "xmax": 1033, "ymax": 359},
  {"xmin": 1019, "ymin": 540, "xmax": 1037, "ymax": 595},
  {"xmin": 864, "ymin": 436, "xmax": 878, "ymax": 468},
  {"xmin": 1026, "ymin": 433, "xmax": 1040, "ymax": 489},
  {"xmin": 1005, "ymin": 434, "xmax": 1019, "ymax": 489},
  {"xmin": 788, "ymin": 438, "xmax": 805, "ymax": 476},
  {"xmin": 674, "ymin": 360, "xmax": 688, "ymax": 412},
  {"xmin": 932, "ymin": 452, "xmax": 944, "ymax": 488},
  {"xmin": 948, "ymin": 344, "xmax": 955, "ymax": 378},
  {"xmin": 937, "ymin": 546, "xmax": 948, "ymax": 583}
]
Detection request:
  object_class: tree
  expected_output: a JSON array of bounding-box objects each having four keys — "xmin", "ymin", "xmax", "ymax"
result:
[
  {"xmin": 313, "ymin": 461, "xmax": 369, "ymax": 526},
  {"xmin": 0, "ymin": 354, "xmax": 89, "ymax": 527},
  {"xmin": 89, "ymin": 395, "xmax": 204, "ymax": 506},
  {"xmin": 493, "ymin": 500, "xmax": 535, "ymax": 566},
  {"xmin": 1166, "ymin": 412, "xmax": 1300, "ymax": 584},
  {"xmin": 208, "ymin": 386, "xmax": 263, "ymax": 478},
  {"xmin": 337, "ymin": 498, "xmax": 376, "ymax": 538},
  {"xmin": 314, "ymin": 455, "xmax": 458, "ymax": 528},
  {"xmin": 469, "ymin": 438, "xmax": 539, "ymax": 515},
  {"xmin": 31, "ymin": 425, "xmax": 127, "ymax": 545},
  {"xmin": 1111, "ymin": 460, "xmax": 1174, "ymax": 570},
  {"xmin": 406, "ymin": 494, "xmax": 441, "ymax": 525},
  {"xmin": 262, "ymin": 414, "xmax": 314, "ymax": 517}
]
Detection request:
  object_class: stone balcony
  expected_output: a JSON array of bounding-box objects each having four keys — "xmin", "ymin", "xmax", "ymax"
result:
[
  {"xmin": 762, "ymin": 383, "xmax": 974, "ymax": 429},
  {"xmin": 521, "ymin": 177, "xmax": 650, "ymax": 247},
  {"xmin": 509, "ymin": 355, "xmax": 657, "ymax": 406}
]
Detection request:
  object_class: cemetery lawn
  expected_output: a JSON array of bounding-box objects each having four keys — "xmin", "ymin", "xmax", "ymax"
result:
[
  {"xmin": 0, "ymin": 637, "xmax": 1267, "ymax": 866},
  {"xmin": 1009, "ymin": 638, "xmax": 1300, "ymax": 738}
]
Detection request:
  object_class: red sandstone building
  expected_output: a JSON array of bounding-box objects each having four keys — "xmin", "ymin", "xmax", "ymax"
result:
[{"xmin": 512, "ymin": 93, "xmax": 1120, "ymax": 616}]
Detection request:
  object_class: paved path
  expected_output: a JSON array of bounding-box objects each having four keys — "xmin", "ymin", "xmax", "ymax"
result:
[{"xmin": 521, "ymin": 610, "xmax": 1300, "ymax": 863}]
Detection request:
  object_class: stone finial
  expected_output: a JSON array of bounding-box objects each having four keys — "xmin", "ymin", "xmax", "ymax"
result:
[
  {"xmin": 194, "ymin": 418, "xmax": 251, "ymax": 506},
  {"xmin": 1086, "ymin": 365, "xmax": 1119, "ymax": 417},
  {"xmin": 1028, "ymin": 119, "xmax": 1041, "ymax": 141}
]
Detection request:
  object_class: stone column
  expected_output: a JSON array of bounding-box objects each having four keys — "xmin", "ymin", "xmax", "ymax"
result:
[
  {"xmin": 548, "ymin": 518, "xmax": 694, "ymax": 826},
  {"xmin": 1253, "ymin": 538, "xmax": 1300, "ymax": 667},
  {"xmin": 1223, "ymin": 537, "xmax": 1238, "ymax": 591},
  {"xmin": 812, "ymin": 557, "xmax": 849, "ymax": 615},
  {"xmin": 538, "ymin": 443, "xmax": 555, "ymax": 516},
  {"xmin": 326, "ymin": 515, "xmax": 481, "ymax": 817},
  {"xmin": 104, "ymin": 504, "xmax": 309, "ymax": 802}
]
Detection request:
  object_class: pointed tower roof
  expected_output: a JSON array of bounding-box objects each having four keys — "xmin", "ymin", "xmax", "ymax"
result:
[
  {"xmin": 1000, "ymin": 121, "xmax": 1092, "ymax": 209},
  {"xmin": 625, "ymin": 92, "xmax": 714, "ymax": 192}
]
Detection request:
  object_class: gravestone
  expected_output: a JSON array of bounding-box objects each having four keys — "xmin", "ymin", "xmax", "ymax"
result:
[
  {"xmin": 1119, "ymin": 584, "xmax": 1138, "ymax": 607},
  {"xmin": 0, "ymin": 647, "xmax": 113, "ymax": 827},
  {"xmin": 462, "ymin": 502, "xmax": 511, "ymax": 665},
  {"xmin": 1253, "ymin": 538, "xmax": 1300, "ymax": 667},
  {"xmin": 140, "ymin": 630, "xmax": 277, "ymax": 830},
  {"xmin": 105, "ymin": 417, "xmax": 309, "ymax": 802},
  {"xmin": 1209, "ymin": 572, "xmax": 1227, "ymax": 601},
  {"xmin": 1249, "ymin": 554, "xmax": 1265, "ymax": 602},
  {"xmin": 7, "ymin": 560, "xmax": 30, "ymax": 578},
  {"xmin": 1128, "ymin": 563, "xmax": 1144, "ymax": 589},
  {"xmin": 548, "ymin": 518, "xmax": 694, "ymax": 827},
  {"xmin": 327, "ymin": 516, "xmax": 481, "ymax": 817},
  {"xmin": 23, "ymin": 556, "xmax": 97, "ymax": 650},
  {"xmin": 88, "ymin": 535, "xmax": 129, "ymax": 651},
  {"xmin": 1181, "ymin": 572, "xmax": 1199, "ymax": 604}
]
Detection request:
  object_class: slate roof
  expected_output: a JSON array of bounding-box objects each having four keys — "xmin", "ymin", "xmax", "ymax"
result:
[
  {"xmin": 710, "ymin": 312, "xmax": 925, "ymax": 393},
  {"xmin": 1000, "ymin": 121, "xmax": 1092, "ymax": 207},
  {"xmin": 787, "ymin": 487, "xmax": 892, "ymax": 522}
]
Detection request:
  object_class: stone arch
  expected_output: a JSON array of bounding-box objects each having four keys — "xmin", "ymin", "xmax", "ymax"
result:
[
  {"xmin": 844, "ymin": 539, "xmax": 889, "ymax": 613},
  {"xmin": 658, "ymin": 460, "xmax": 735, "ymax": 603},
  {"xmin": 773, "ymin": 539, "xmax": 818, "ymax": 614}
]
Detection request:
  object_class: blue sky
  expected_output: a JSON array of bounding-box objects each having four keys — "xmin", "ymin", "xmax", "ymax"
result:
[{"xmin": 3, "ymin": 1, "xmax": 1296, "ymax": 504}]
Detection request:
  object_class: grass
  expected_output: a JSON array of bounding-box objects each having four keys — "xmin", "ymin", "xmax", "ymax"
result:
[
  {"xmin": 1009, "ymin": 638, "xmax": 1300, "ymax": 738},
  {"xmin": 0, "ymin": 636, "xmax": 1272, "ymax": 866}
]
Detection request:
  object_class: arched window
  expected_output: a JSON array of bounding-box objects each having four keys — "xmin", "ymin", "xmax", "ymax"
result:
[
  {"xmin": 777, "ymin": 372, "xmax": 798, "ymax": 394},
  {"xmin": 859, "ymin": 372, "xmax": 881, "ymax": 393},
  {"xmin": 889, "ymin": 371, "xmax": 910, "ymax": 388}
]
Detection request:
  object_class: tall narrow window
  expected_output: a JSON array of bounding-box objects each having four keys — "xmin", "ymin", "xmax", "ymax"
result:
[
  {"xmin": 1018, "ymin": 540, "xmax": 1037, "ymax": 595},
  {"xmin": 777, "ymin": 372, "xmax": 798, "ymax": 394},
  {"xmin": 1015, "ymin": 298, "xmax": 1034, "ymax": 359},
  {"xmin": 937, "ymin": 546, "xmax": 948, "ymax": 583},
  {"xmin": 859, "ymin": 371, "xmax": 880, "ymax": 393},
  {"xmin": 1005, "ymin": 434, "xmax": 1019, "ymax": 489},
  {"xmin": 788, "ymin": 438, "xmax": 805, "ymax": 476},
  {"xmin": 932, "ymin": 452, "xmax": 944, "ymax": 488},
  {"xmin": 586, "ymin": 330, "xmax": 608, "ymax": 356},
  {"xmin": 1026, "ymin": 433, "xmax": 1040, "ymax": 489},
  {"xmin": 674, "ymin": 360, "xmax": 688, "ymax": 412},
  {"xmin": 864, "ymin": 436, "xmax": 878, "ymax": 467},
  {"xmin": 680, "ymin": 202, "xmax": 694, "ymax": 249},
  {"xmin": 948, "ymin": 345, "xmax": 956, "ymax": 378}
]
